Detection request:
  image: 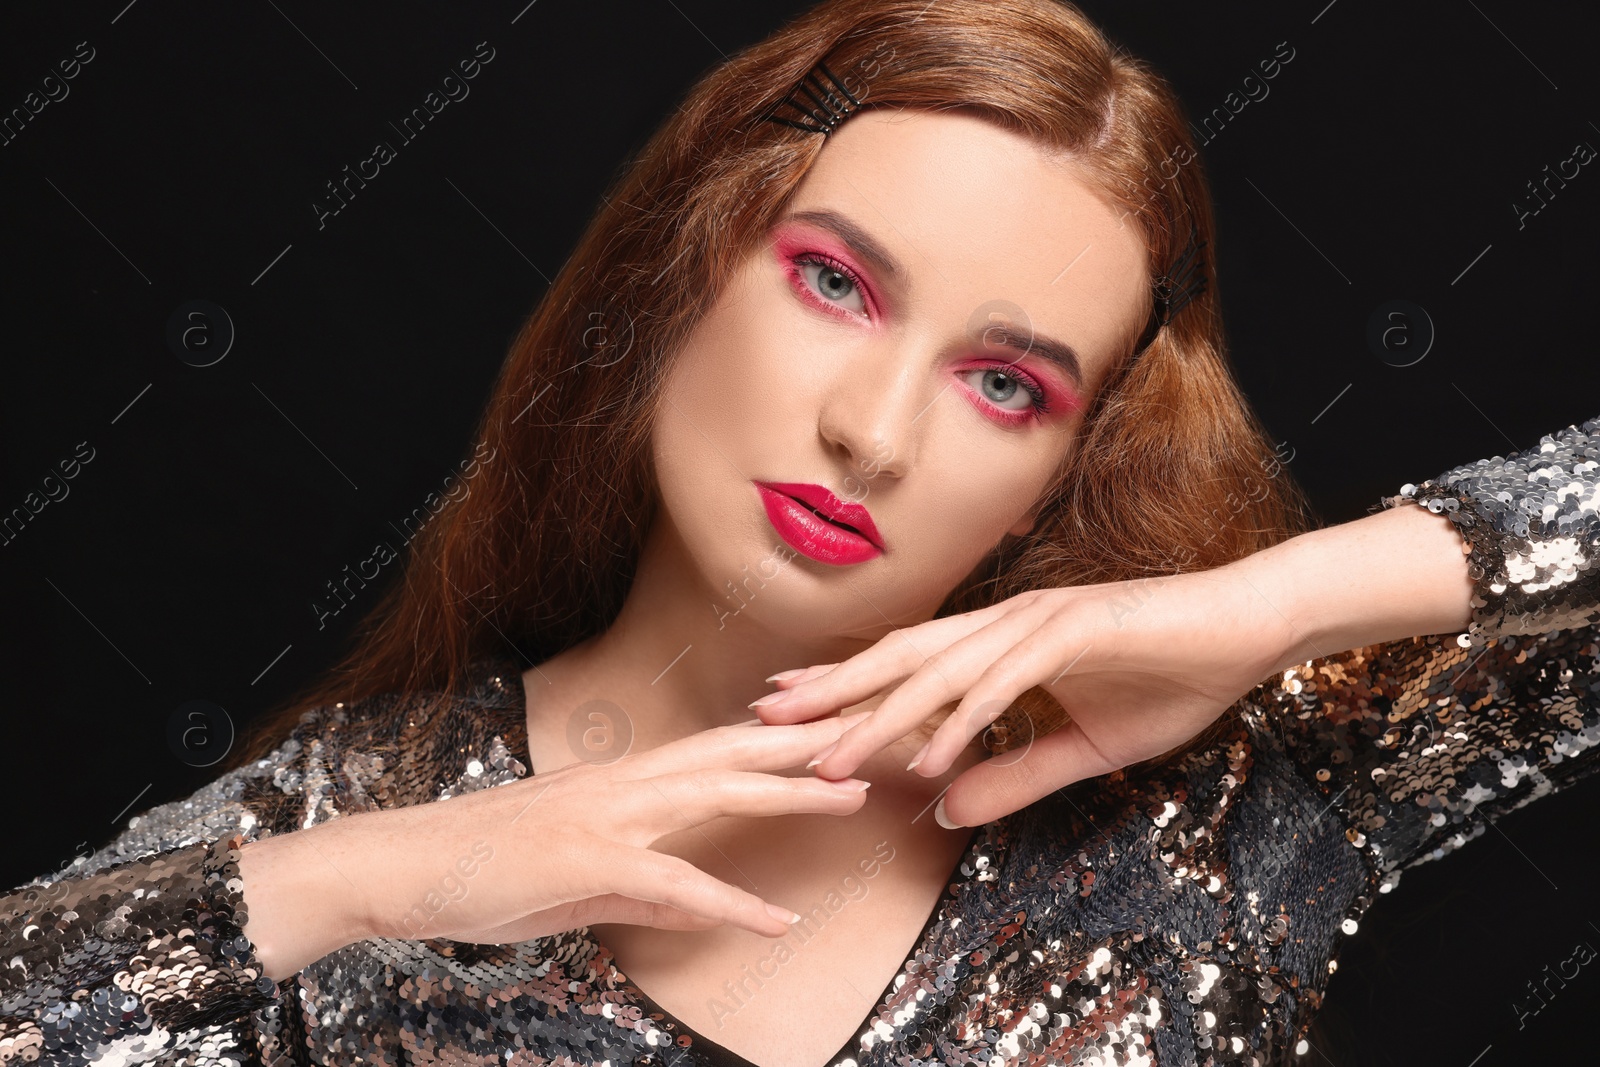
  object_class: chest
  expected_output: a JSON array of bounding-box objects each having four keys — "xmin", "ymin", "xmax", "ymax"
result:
[{"xmin": 590, "ymin": 813, "xmax": 964, "ymax": 1067}]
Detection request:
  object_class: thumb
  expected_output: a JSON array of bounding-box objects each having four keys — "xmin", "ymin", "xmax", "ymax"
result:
[{"xmin": 938, "ymin": 721, "xmax": 1121, "ymax": 828}]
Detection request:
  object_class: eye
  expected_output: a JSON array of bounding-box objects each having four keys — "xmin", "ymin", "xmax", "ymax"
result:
[
  {"xmin": 792, "ymin": 253, "xmax": 868, "ymax": 316},
  {"xmin": 961, "ymin": 366, "xmax": 1050, "ymax": 416}
]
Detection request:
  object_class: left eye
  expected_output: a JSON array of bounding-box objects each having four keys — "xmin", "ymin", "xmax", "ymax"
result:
[
  {"xmin": 797, "ymin": 257, "xmax": 867, "ymax": 315},
  {"xmin": 962, "ymin": 367, "xmax": 1037, "ymax": 411}
]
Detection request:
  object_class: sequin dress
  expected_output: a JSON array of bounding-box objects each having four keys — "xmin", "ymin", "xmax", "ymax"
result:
[{"xmin": 4, "ymin": 414, "xmax": 1599, "ymax": 1067}]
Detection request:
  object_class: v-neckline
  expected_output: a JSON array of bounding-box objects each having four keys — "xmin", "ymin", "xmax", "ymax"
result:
[
  {"xmin": 613, "ymin": 840, "xmax": 977, "ymax": 1067},
  {"xmin": 476, "ymin": 657, "xmax": 1001, "ymax": 1066}
]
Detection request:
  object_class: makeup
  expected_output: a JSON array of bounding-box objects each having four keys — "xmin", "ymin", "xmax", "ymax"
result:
[{"xmin": 754, "ymin": 480, "xmax": 884, "ymax": 565}]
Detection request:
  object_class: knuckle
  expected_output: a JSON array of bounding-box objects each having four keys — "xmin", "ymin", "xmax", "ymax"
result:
[
  {"xmin": 980, "ymin": 655, "xmax": 1029, "ymax": 690},
  {"xmin": 683, "ymin": 768, "xmax": 724, "ymax": 793},
  {"xmin": 915, "ymin": 659, "xmax": 963, "ymax": 700},
  {"xmin": 1042, "ymin": 597, "xmax": 1093, "ymax": 635},
  {"xmin": 870, "ymin": 630, "xmax": 917, "ymax": 666},
  {"xmin": 567, "ymin": 894, "xmax": 604, "ymax": 927},
  {"xmin": 658, "ymin": 861, "xmax": 696, "ymax": 892},
  {"xmin": 702, "ymin": 725, "xmax": 744, "ymax": 755},
  {"xmin": 636, "ymin": 900, "xmax": 672, "ymax": 926}
]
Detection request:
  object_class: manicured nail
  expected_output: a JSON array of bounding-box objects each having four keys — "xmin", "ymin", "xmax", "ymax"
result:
[
  {"xmin": 765, "ymin": 902, "xmax": 802, "ymax": 925},
  {"xmin": 805, "ymin": 741, "xmax": 839, "ymax": 769},
  {"xmin": 765, "ymin": 668, "xmax": 807, "ymax": 683},
  {"xmin": 905, "ymin": 741, "xmax": 931, "ymax": 772},
  {"xmin": 826, "ymin": 777, "xmax": 871, "ymax": 792},
  {"xmin": 748, "ymin": 690, "xmax": 793, "ymax": 708},
  {"xmin": 934, "ymin": 796, "xmax": 962, "ymax": 830}
]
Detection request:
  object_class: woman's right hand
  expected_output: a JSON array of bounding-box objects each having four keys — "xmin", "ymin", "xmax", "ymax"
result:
[{"xmin": 239, "ymin": 712, "xmax": 871, "ymax": 979}]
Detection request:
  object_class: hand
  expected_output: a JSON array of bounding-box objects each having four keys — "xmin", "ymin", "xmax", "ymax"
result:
[
  {"xmin": 751, "ymin": 564, "xmax": 1303, "ymax": 828},
  {"xmin": 310, "ymin": 713, "xmax": 872, "ymax": 951}
]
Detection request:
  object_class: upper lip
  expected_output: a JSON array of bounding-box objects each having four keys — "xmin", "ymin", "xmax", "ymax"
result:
[{"xmin": 758, "ymin": 481, "xmax": 885, "ymax": 550}]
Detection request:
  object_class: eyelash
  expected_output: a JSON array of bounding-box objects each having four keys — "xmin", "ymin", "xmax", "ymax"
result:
[
  {"xmin": 785, "ymin": 248, "xmax": 1054, "ymax": 424},
  {"xmin": 789, "ymin": 252, "xmax": 872, "ymax": 319},
  {"xmin": 966, "ymin": 364, "xmax": 1053, "ymax": 425}
]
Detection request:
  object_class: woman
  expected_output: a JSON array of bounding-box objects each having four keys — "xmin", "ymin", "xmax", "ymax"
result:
[{"xmin": 3, "ymin": 0, "xmax": 1596, "ymax": 1064}]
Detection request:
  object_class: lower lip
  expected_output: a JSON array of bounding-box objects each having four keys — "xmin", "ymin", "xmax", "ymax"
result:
[{"xmin": 754, "ymin": 484, "xmax": 882, "ymax": 565}]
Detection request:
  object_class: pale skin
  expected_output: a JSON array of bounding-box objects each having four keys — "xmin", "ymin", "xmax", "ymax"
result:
[
  {"xmin": 521, "ymin": 109, "xmax": 1148, "ymax": 1064},
  {"xmin": 526, "ymin": 109, "xmax": 1474, "ymax": 1061},
  {"xmin": 236, "ymin": 109, "xmax": 1475, "ymax": 1067}
]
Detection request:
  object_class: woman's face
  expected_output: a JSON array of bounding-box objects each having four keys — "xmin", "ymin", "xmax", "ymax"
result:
[{"xmin": 650, "ymin": 108, "xmax": 1150, "ymax": 641}]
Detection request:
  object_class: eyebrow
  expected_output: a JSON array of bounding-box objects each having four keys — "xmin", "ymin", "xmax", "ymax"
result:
[
  {"xmin": 973, "ymin": 322, "xmax": 1085, "ymax": 391},
  {"xmin": 777, "ymin": 208, "xmax": 1085, "ymax": 390},
  {"xmin": 782, "ymin": 208, "xmax": 905, "ymax": 281}
]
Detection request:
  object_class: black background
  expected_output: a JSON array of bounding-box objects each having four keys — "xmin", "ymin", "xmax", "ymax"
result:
[{"xmin": 2, "ymin": 1, "xmax": 1597, "ymax": 1062}]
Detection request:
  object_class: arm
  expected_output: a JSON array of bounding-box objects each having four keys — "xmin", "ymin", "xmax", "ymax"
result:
[
  {"xmin": 1240, "ymin": 411, "xmax": 1600, "ymax": 874},
  {"xmin": 0, "ymin": 706, "xmax": 350, "ymax": 1062},
  {"xmin": 236, "ymin": 815, "xmax": 378, "ymax": 981},
  {"xmin": 1240, "ymin": 411, "xmax": 1600, "ymax": 666},
  {"xmin": 726, "ymin": 412, "xmax": 1600, "ymax": 829},
  {"xmin": 1235, "ymin": 497, "xmax": 1478, "ymax": 673}
]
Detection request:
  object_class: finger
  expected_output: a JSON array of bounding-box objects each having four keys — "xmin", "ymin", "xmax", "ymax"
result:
[
  {"xmin": 606, "ymin": 845, "xmax": 804, "ymax": 937},
  {"xmin": 811, "ymin": 602, "xmax": 1058, "ymax": 779},
  {"xmin": 634, "ymin": 768, "xmax": 871, "ymax": 839},
  {"xmin": 753, "ymin": 608, "xmax": 1008, "ymax": 725},
  {"xmin": 936, "ymin": 719, "xmax": 1123, "ymax": 828},
  {"xmin": 573, "ymin": 893, "xmax": 724, "ymax": 932},
  {"xmin": 612, "ymin": 712, "xmax": 872, "ymax": 781},
  {"xmin": 917, "ymin": 616, "xmax": 1088, "ymax": 777},
  {"xmin": 765, "ymin": 662, "xmax": 838, "ymax": 687},
  {"xmin": 456, "ymin": 895, "xmax": 723, "ymax": 943}
]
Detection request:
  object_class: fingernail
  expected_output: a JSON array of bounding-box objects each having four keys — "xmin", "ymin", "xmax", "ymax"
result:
[
  {"xmin": 765, "ymin": 902, "xmax": 802, "ymax": 925},
  {"xmin": 765, "ymin": 668, "xmax": 806, "ymax": 683},
  {"xmin": 805, "ymin": 740, "xmax": 839, "ymax": 769},
  {"xmin": 748, "ymin": 690, "xmax": 793, "ymax": 709},
  {"xmin": 826, "ymin": 777, "xmax": 871, "ymax": 792},
  {"xmin": 905, "ymin": 741, "xmax": 930, "ymax": 772},
  {"xmin": 934, "ymin": 796, "xmax": 962, "ymax": 830}
]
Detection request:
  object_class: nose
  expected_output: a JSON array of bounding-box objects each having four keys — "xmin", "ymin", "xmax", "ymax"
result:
[{"xmin": 815, "ymin": 336, "xmax": 930, "ymax": 486}]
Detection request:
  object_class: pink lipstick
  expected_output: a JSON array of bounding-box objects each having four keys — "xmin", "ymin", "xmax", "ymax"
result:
[{"xmin": 754, "ymin": 481, "xmax": 884, "ymax": 565}]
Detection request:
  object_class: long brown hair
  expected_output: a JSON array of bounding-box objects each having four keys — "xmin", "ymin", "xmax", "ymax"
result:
[{"xmin": 226, "ymin": 0, "xmax": 1316, "ymax": 773}]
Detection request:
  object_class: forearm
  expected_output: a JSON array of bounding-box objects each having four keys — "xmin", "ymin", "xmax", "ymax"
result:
[
  {"xmin": 1231, "ymin": 497, "xmax": 1476, "ymax": 673},
  {"xmin": 237, "ymin": 817, "xmax": 375, "ymax": 982}
]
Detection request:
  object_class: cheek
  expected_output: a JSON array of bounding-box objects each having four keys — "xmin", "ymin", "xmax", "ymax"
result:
[
  {"xmin": 902, "ymin": 434, "xmax": 1062, "ymax": 566},
  {"xmin": 649, "ymin": 284, "xmax": 804, "ymax": 538},
  {"xmin": 935, "ymin": 473, "xmax": 1048, "ymax": 544},
  {"xmin": 660, "ymin": 283, "xmax": 801, "ymax": 428}
]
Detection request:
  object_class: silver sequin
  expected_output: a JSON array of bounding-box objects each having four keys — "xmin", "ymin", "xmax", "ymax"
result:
[{"xmin": 4, "ymin": 414, "xmax": 1599, "ymax": 1065}]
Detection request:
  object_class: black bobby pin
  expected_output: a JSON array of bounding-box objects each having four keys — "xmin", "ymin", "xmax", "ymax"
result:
[
  {"xmin": 759, "ymin": 60, "xmax": 862, "ymax": 135},
  {"xmin": 1133, "ymin": 219, "xmax": 1209, "ymax": 356}
]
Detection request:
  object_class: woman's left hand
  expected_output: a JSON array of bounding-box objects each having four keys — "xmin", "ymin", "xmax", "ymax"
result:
[{"xmin": 750, "ymin": 562, "xmax": 1306, "ymax": 828}]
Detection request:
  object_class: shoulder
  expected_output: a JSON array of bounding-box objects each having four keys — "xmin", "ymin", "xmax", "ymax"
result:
[
  {"xmin": 58, "ymin": 655, "xmax": 530, "ymax": 884},
  {"xmin": 277, "ymin": 654, "xmax": 531, "ymax": 817}
]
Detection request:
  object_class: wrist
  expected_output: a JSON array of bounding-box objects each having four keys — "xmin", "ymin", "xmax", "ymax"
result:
[
  {"xmin": 1227, "ymin": 498, "xmax": 1476, "ymax": 672},
  {"xmin": 238, "ymin": 817, "xmax": 374, "ymax": 980}
]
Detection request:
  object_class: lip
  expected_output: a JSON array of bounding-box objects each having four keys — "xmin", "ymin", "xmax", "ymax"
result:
[{"xmin": 754, "ymin": 481, "xmax": 885, "ymax": 565}]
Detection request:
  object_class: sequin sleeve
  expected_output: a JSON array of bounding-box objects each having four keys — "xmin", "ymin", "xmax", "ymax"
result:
[
  {"xmin": 0, "ymin": 710, "xmax": 330, "ymax": 1064},
  {"xmin": 1380, "ymin": 411, "xmax": 1600, "ymax": 646},
  {"xmin": 1268, "ymin": 412, "xmax": 1600, "ymax": 877}
]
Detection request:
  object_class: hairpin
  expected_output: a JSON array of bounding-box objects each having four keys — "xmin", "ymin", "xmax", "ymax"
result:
[
  {"xmin": 760, "ymin": 60, "xmax": 862, "ymax": 135},
  {"xmin": 1132, "ymin": 218, "xmax": 1208, "ymax": 355}
]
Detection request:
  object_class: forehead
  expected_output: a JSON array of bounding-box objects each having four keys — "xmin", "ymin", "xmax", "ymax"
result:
[{"xmin": 781, "ymin": 109, "xmax": 1150, "ymax": 382}]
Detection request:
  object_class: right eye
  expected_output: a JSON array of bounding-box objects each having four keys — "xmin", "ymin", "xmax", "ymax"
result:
[{"xmin": 790, "ymin": 253, "xmax": 869, "ymax": 317}]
